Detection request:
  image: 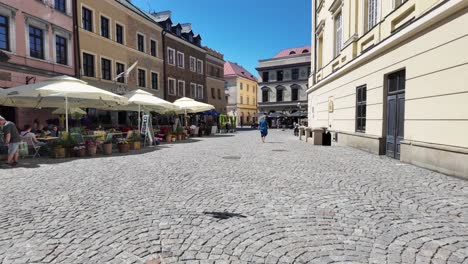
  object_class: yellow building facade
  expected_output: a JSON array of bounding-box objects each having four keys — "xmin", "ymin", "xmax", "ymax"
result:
[
  {"xmin": 225, "ymin": 61, "xmax": 258, "ymax": 126},
  {"xmin": 308, "ymin": 0, "xmax": 468, "ymax": 178}
]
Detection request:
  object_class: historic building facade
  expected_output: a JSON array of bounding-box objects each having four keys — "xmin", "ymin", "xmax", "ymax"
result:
[
  {"xmin": 308, "ymin": 0, "xmax": 468, "ymax": 177},
  {"xmin": 257, "ymin": 46, "xmax": 310, "ymax": 115},
  {"xmin": 224, "ymin": 61, "xmax": 258, "ymax": 126},
  {"xmin": 0, "ymin": 0, "xmax": 75, "ymax": 127},
  {"xmin": 151, "ymin": 12, "xmax": 206, "ymax": 103},
  {"xmin": 205, "ymin": 48, "xmax": 226, "ymax": 114}
]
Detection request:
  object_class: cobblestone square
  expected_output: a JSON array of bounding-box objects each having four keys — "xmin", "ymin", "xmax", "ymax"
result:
[{"xmin": 0, "ymin": 130, "xmax": 467, "ymax": 263}]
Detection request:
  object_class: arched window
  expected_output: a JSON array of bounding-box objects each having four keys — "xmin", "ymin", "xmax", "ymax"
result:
[
  {"xmin": 291, "ymin": 84, "xmax": 301, "ymax": 101},
  {"xmin": 289, "ymin": 51, "xmax": 296, "ymax": 55},
  {"xmin": 302, "ymin": 49, "xmax": 309, "ymax": 53},
  {"xmin": 276, "ymin": 87, "xmax": 284, "ymax": 102},
  {"xmin": 262, "ymin": 88, "xmax": 269, "ymax": 102}
]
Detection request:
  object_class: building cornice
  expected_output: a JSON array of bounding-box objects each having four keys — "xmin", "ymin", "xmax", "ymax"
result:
[
  {"xmin": 165, "ymin": 33, "xmax": 206, "ymax": 53},
  {"xmin": 206, "ymin": 54, "xmax": 225, "ymax": 65},
  {"xmin": 110, "ymin": 0, "xmax": 163, "ymax": 32},
  {"xmin": 258, "ymin": 53, "xmax": 311, "ymax": 63},
  {"xmin": 256, "ymin": 62, "xmax": 311, "ymax": 71}
]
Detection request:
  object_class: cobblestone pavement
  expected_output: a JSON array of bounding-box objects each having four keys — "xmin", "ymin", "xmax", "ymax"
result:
[{"xmin": 0, "ymin": 130, "xmax": 467, "ymax": 264}]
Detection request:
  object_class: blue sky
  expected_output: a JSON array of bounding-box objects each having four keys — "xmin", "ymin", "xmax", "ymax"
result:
[{"xmin": 131, "ymin": 0, "xmax": 311, "ymax": 77}]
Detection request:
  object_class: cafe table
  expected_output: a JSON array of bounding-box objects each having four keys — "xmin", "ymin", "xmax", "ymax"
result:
[{"xmin": 37, "ymin": 137, "xmax": 59, "ymax": 142}]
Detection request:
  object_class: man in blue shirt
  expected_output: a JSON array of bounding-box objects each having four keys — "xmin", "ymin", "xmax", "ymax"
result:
[{"xmin": 259, "ymin": 115, "xmax": 269, "ymax": 143}]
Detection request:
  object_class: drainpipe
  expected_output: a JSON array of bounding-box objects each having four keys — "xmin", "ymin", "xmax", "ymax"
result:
[
  {"xmin": 162, "ymin": 29, "xmax": 167, "ymax": 100},
  {"xmin": 72, "ymin": 0, "xmax": 81, "ymax": 78},
  {"xmin": 312, "ymin": 0, "xmax": 317, "ymax": 86}
]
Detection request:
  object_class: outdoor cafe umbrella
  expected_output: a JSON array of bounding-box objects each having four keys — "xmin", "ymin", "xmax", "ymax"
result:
[
  {"xmin": 173, "ymin": 97, "xmax": 215, "ymax": 126},
  {"xmin": 254, "ymin": 112, "xmax": 267, "ymax": 118},
  {"xmin": 268, "ymin": 112, "xmax": 285, "ymax": 118},
  {"xmin": 288, "ymin": 111, "xmax": 308, "ymax": 118},
  {"xmin": 0, "ymin": 76, "xmax": 127, "ymax": 132},
  {"xmin": 52, "ymin": 107, "xmax": 87, "ymax": 116}
]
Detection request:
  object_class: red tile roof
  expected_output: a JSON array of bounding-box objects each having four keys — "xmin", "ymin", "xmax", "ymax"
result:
[
  {"xmin": 224, "ymin": 61, "xmax": 257, "ymax": 82},
  {"xmin": 273, "ymin": 45, "xmax": 311, "ymax": 59}
]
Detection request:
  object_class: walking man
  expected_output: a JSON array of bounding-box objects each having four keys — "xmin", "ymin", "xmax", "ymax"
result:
[
  {"xmin": 259, "ymin": 115, "xmax": 269, "ymax": 143},
  {"xmin": 0, "ymin": 115, "xmax": 20, "ymax": 167}
]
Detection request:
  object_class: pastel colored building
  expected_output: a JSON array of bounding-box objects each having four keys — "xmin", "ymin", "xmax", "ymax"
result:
[
  {"xmin": 257, "ymin": 46, "xmax": 311, "ymax": 115},
  {"xmin": 224, "ymin": 61, "xmax": 258, "ymax": 126},
  {"xmin": 205, "ymin": 47, "xmax": 226, "ymax": 114},
  {"xmin": 0, "ymin": 0, "xmax": 75, "ymax": 128},
  {"xmin": 308, "ymin": 0, "xmax": 468, "ymax": 177}
]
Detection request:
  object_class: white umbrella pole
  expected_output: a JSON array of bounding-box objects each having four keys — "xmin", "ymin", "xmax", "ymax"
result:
[
  {"xmin": 185, "ymin": 108, "xmax": 187, "ymax": 127},
  {"xmin": 138, "ymin": 104, "xmax": 141, "ymax": 131},
  {"xmin": 65, "ymin": 96, "xmax": 69, "ymax": 133}
]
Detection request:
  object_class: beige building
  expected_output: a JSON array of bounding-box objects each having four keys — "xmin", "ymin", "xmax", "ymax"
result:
[
  {"xmin": 77, "ymin": 0, "xmax": 164, "ymax": 125},
  {"xmin": 308, "ymin": 0, "xmax": 468, "ymax": 178},
  {"xmin": 205, "ymin": 48, "xmax": 226, "ymax": 114}
]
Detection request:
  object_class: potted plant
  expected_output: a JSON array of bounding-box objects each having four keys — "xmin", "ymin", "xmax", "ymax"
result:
[
  {"xmin": 129, "ymin": 130, "xmax": 141, "ymax": 150},
  {"xmin": 86, "ymin": 140, "xmax": 99, "ymax": 157},
  {"xmin": 51, "ymin": 139, "xmax": 65, "ymax": 159},
  {"xmin": 62, "ymin": 136, "xmax": 76, "ymax": 158},
  {"xmin": 117, "ymin": 140, "xmax": 130, "ymax": 153},
  {"xmin": 176, "ymin": 126, "xmax": 184, "ymax": 141},
  {"xmin": 102, "ymin": 137, "xmax": 113, "ymax": 155},
  {"xmin": 165, "ymin": 132, "xmax": 172, "ymax": 143},
  {"xmin": 73, "ymin": 145, "xmax": 86, "ymax": 157},
  {"xmin": 171, "ymin": 132, "xmax": 177, "ymax": 142}
]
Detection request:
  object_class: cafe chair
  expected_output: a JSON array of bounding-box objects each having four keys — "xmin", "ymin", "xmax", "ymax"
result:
[{"xmin": 21, "ymin": 136, "xmax": 41, "ymax": 158}]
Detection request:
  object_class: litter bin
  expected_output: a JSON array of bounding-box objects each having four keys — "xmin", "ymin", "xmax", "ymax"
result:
[{"xmin": 322, "ymin": 130, "xmax": 332, "ymax": 146}]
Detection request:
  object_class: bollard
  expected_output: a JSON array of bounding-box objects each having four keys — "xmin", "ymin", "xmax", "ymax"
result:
[{"xmin": 298, "ymin": 126, "xmax": 306, "ymax": 140}]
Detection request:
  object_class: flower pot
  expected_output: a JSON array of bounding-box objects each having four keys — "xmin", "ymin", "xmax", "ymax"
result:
[
  {"xmin": 65, "ymin": 147, "xmax": 73, "ymax": 157},
  {"xmin": 75, "ymin": 148, "xmax": 86, "ymax": 157},
  {"xmin": 102, "ymin": 143, "xmax": 113, "ymax": 155},
  {"xmin": 54, "ymin": 147, "xmax": 66, "ymax": 159},
  {"xmin": 171, "ymin": 137, "xmax": 176, "ymax": 142},
  {"xmin": 177, "ymin": 134, "xmax": 182, "ymax": 141},
  {"xmin": 118, "ymin": 144, "xmax": 129, "ymax": 153},
  {"xmin": 131, "ymin": 141, "xmax": 141, "ymax": 150},
  {"xmin": 165, "ymin": 135, "xmax": 172, "ymax": 143},
  {"xmin": 87, "ymin": 145, "xmax": 97, "ymax": 157}
]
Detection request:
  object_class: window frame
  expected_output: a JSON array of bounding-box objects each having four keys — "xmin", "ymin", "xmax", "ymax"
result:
[
  {"xmin": 150, "ymin": 39, "xmax": 157, "ymax": 57},
  {"xmin": 115, "ymin": 61, "xmax": 126, "ymax": 83},
  {"xmin": 355, "ymin": 85, "xmax": 367, "ymax": 133},
  {"xmin": 276, "ymin": 70, "xmax": 283, "ymax": 81},
  {"xmin": 115, "ymin": 23, "xmax": 124, "ymax": 44},
  {"xmin": 262, "ymin": 89, "xmax": 269, "ymax": 103},
  {"xmin": 196, "ymin": 59, "xmax": 203, "ymax": 74},
  {"xmin": 366, "ymin": 0, "xmax": 378, "ymax": 31},
  {"xmin": 168, "ymin": 78, "xmax": 176, "ymax": 95},
  {"xmin": 29, "ymin": 25, "xmax": 44, "ymax": 60},
  {"xmin": 291, "ymin": 69, "xmax": 299, "ymax": 80},
  {"xmin": 54, "ymin": 0, "xmax": 66, "ymax": 13},
  {"xmin": 291, "ymin": 88, "xmax": 299, "ymax": 101},
  {"xmin": 137, "ymin": 68, "xmax": 146, "ymax": 88},
  {"xmin": 0, "ymin": 14, "xmax": 10, "ymax": 52},
  {"xmin": 190, "ymin": 83, "xmax": 196, "ymax": 98},
  {"xmin": 189, "ymin": 56, "xmax": 196, "ymax": 72},
  {"xmin": 262, "ymin": 71, "xmax": 269, "ymax": 82},
  {"xmin": 334, "ymin": 11, "xmax": 343, "ymax": 57},
  {"xmin": 100, "ymin": 57, "xmax": 112, "ymax": 81},
  {"xmin": 197, "ymin": 84, "xmax": 204, "ymax": 99},
  {"xmin": 276, "ymin": 88, "xmax": 284, "ymax": 102},
  {"xmin": 81, "ymin": 5, "xmax": 94, "ymax": 32},
  {"xmin": 100, "ymin": 14, "xmax": 110, "ymax": 39},
  {"xmin": 177, "ymin": 51, "xmax": 185, "ymax": 69},
  {"xmin": 167, "ymin": 47, "xmax": 175, "ymax": 66},
  {"xmin": 82, "ymin": 52, "xmax": 96, "ymax": 78},
  {"xmin": 177, "ymin": 80, "xmax": 185, "ymax": 97},
  {"xmin": 137, "ymin": 32, "xmax": 145, "ymax": 53},
  {"xmin": 55, "ymin": 35, "xmax": 68, "ymax": 65},
  {"xmin": 151, "ymin": 71, "xmax": 159, "ymax": 90}
]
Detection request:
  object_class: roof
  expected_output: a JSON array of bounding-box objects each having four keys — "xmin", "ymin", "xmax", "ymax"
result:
[
  {"xmin": 273, "ymin": 45, "xmax": 311, "ymax": 59},
  {"xmin": 116, "ymin": 0, "xmax": 159, "ymax": 24},
  {"xmin": 151, "ymin": 10, "xmax": 172, "ymax": 22},
  {"xmin": 224, "ymin": 61, "xmax": 257, "ymax": 82},
  {"xmin": 181, "ymin": 23, "xmax": 192, "ymax": 33}
]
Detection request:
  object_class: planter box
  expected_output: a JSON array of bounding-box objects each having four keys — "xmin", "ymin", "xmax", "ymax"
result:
[
  {"xmin": 87, "ymin": 145, "xmax": 97, "ymax": 157},
  {"xmin": 130, "ymin": 141, "xmax": 141, "ymax": 150},
  {"xmin": 74, "ymin": 148, "xmax": 86, "ymax": 157},
  {"xmin": 118, "ymin": 144, "xmax": 129, "ymax": 153},
  {"xmin": 54, "ymin": 147, "xmax": 66, "ymax": 159},
  {"xmin": 102, "ymin": 143, "xmax": 113, "ymax": 155}
]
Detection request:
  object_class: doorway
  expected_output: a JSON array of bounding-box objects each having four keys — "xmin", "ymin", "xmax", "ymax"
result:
[{"xmin": 386, "ymin": 70, "xmax": 405, "ymax": 159}]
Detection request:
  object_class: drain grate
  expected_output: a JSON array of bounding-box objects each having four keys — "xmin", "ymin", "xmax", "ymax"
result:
[
  {"xmin": 204, "ymin": 211, "xmax": 247, "ymax": 220},
  {"xmin": 272, "ymin": 149, "xmax": 288, "ymax": 152},
  {"xmin": 222, "ymin": 156, "xmax": 241, "ymax": 160}
]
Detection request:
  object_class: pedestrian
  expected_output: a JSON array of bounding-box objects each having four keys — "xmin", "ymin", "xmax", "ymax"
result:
[
  {"xmin": 259, "ymin": 115, "xmax": 269, "ymax": 143},
  {"xmin": 0, "ymin": 115, "xmax": 21, "ymax": 167}
]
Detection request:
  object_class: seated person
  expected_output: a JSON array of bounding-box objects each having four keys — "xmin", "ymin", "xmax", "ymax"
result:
[
  {"xmin": 20, "ymin": 125, "xmax": 47, "ymax": 147},
  {"xmin": 49, "ymin": 125, "xmax": 59, "ymax": 137}
]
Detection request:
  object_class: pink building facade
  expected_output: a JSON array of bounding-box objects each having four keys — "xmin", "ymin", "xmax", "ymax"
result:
[{"xmin": 0, "ymin": 0, "xmax": 75, "ymax": 128}]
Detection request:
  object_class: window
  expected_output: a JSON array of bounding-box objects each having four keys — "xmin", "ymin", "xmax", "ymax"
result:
[
  {"xmin": 82, "ymin": 7, "xmax": 93, "ymax": 32},
  {"xmin": 137, "ymin": 34, "xmax": 144, "ymax": 52},
  {"xmin": 217, "ymin": 89, "xmax": 221, "ymax": 99},
  {"xmin": 138, "ymin": 69, "xmax": 146, "ymax": 87},
  {"xmin": 190, "ymin": 83, "xmax": 196, "ymax": 98},
  {"xmin": 190, "ymin": 56, "xmax": 196, "ymax": 72},
  {"xmin": 277, "ymin": 70, "xmax": 283, "ymax": 81},
  {"xmin": 167, "ymin": 48, "xmax": 175, "ymax": 65},
  {"xmin": 395, "ymin": 0, "xmax": 407, "ymax": 8},
  {"xmin": 292, "ymin": 88, "xmax": 299, "ymax": 101},
  {"xmin": 83, "ymin": 53, "xmax": 95, "ymax": 77},
  {"xmin": 151, "ymin": 72, "xmax": 159, "ymax": 90},
  {"xmin": 150, "ymin": 40, "xmax": 157, "ymax": 57},
  {"xmin": 29, "ymin": 26, "xmax": 44, "ymax": 59},
  {"xmin": 292, "ymin": 69, "xmax": 299, "ymax": 80},
  {"xmin": 197, "ymin": 59, "xmax": 203, "ymax": 74},
  {"xmin": 177, "ymin": 52, "xmax": 184, "ymax": 68},
  {"xmin": 240, "ymin": 83, "xmax": 243, "ymax": 90},
  {"xmin": 262, "ymin": 90, "xmax": 269, "ymax": 102},
  {"xmin": 101, "ymin": 58, "xmax": 111, "ymax": 80},
  {"xmin": 240, "ymin": 96, "xmax": 243, "ymax": 104},
  {"xmin": 276, "ymin": 89, "xmax": 283, "ymax": 102},
  {"xmin": 367, "ymin": 0, "xmax": 378, "ymax": 31},
  {"xmin": 356, "ymin": 85, "xmax": 367, "ymax": 132},
  {"xmin": 262, "ymin": 72, "xmax": 269, "ymax": 82},
  {"xmin": 211, "ymin": 88, "xmax": 215, "ymax": 99},
  {"xmin": 116, "ymin": 62, "xmax": 125, "ymax": 83},
  {"xmin": 55, "ymin": 0, "xmax": 66, "ymax": 13},
  {"xmin": 334, "ymin": 12, "xmax": 342, "ymax": 56},
  {"xmin": 55, "ymin": 35, "xmax": 67, "ymax": 65},
  {"xmin": 168, "ymin": 78, "xmax": 176, "ymax": 95},
  {"xmin": 197, "ymin": 85, "xmax": 203, "ymax": 99},
  {"xmin": 177, "ymin": 80, "xmax": 185, "ymax": 97},
  {"xmin": 0, "ymin": 15, "xmax": 9, "ymax": 51},
  {"xmin": 116, "ymin": 24, "xmax": 124, "ymax": 44},
  {"xmin": 100, "ymin": 16, "xmax": 109, "ymax": 38}
]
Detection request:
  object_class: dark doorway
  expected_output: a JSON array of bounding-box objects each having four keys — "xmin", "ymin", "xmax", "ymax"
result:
[
  {"xmin": 0, "ymin": 106, "xmax": 16, "ymax": 123},
  {"xmin": 386, "ymin": 70, "xmax": 405, "ymax": 159}
]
